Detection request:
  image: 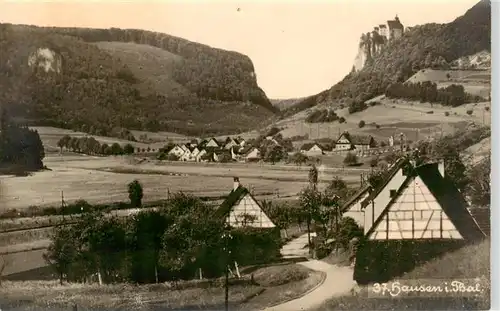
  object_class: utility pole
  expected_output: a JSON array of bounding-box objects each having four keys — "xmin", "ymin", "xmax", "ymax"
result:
[{"xmin": 61, "ymin": 191, "xmax": 65, "ymax": 222}]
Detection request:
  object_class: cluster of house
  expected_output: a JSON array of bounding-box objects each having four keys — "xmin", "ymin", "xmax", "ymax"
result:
[
  {"xmin": 165, "ymin": 137, "xmax": 262, "ymax": 162},
  {"xmin": 300, "ymin": 131, "xmax": 377, "ymax": 156}
]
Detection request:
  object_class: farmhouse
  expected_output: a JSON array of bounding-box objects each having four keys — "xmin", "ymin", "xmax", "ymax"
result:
[
  {"xmin": 168, "ymin": 145, "xmax": 186, "ymax": 158},
  {"xmin": 205, "ymin": 137, "xmax": 220, "ymax": 148},
  {"xmin": 218, "ymin": 177, "xmax": 276, "ymax": 228},
  {"xmin": 300, "ymin": 143, "xmax": 324, "ymax": 156},
  {"xmin": 354, "ymin": 158, "xmax": 486, "ymax": 283},
  {"xmin": 335, "ymin": 132, "xmax": 376, "ymax": 151},
  {"xmin": 364, "ymin": 161, "xmax": 485, "ymax": 240},
  {"xmin": 244, "ymin": 147, "xmax": 261, "ymax": 162},
  {"xmin": 340, "ymin": 185, "xmax": 371, "ymax": 228}
]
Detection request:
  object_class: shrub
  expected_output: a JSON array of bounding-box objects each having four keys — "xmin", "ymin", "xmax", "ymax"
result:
[
  {"xmin": 375, "ymin": 124, "xmax": 381, "ymax": 129},
  {"xmin": 358, "ymin": 120, "xmax": 366, "ymax": 128},
  {"xmin": 485, "ymin": 106, "xmax": 490, "ymax": 111},
  {"xmin": 380, "ymin": 141, "xmax": 387, "ymax": 147},
  {"xmin": 370, "ymin": 158, "xmax": 378, "ymax": 167},
  {"xmin": 444, "ymin": 111, "xmax": 450, "ymax": 116},
  {"xmin": 343, "ymin": 152, "xmax": 358, "ymax": 166},
  {"xmin": 426, "ymin": 110, "xmax": 434, "ymax": 114},
  {"xmin": 348, "ymin": 101, "xmax": 368, "ymax": 114},
  {"xmin": 466, "ymin": 109, "xmax": 474, "ymax": 115},
  {"xmin": 339, "ymin": 117, "xmax": 346, "ymax": 123}
]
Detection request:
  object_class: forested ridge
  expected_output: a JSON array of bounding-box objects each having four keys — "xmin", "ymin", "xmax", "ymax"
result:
[
  {"xmin": 283, "ymin": 0, "xmax": 491, "ymax": 116},
  {"xmin": 0, "ymin": 24, "xmax": 277, "ymax": 138}
]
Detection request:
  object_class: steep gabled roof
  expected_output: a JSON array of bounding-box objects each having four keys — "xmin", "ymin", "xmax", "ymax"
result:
[
  {"xmin": 336, "ymin": 132, "xmax": 373, "ymax": 145},
  {"xmin": 350, "ymin": 135, "xmax": 374, "ymax": 145},
  {"xmin": 300, "ymin": 142, "xmax": 315, "ymax": 151},
  {"xmin": 341, "ymin": 184, "xmax": 371, "ymax": 213},
  {"xmin": 361, "ymin": 157, "xmax": 409, "ymax": 209},
  {"xmin": 217, "ymin": 185, "xmax": 250, "ymax": 219},
  {"xmin": 365, "ymin": 163, "xmax": 485, "ymax": 241}
]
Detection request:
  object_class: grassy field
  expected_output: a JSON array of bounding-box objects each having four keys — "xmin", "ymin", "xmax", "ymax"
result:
[
  {"xmin": 0, "ymin": 264, "xmax": 324, "ymax": 311},
  {"xmin": 276, "ymin": 97, "xmax": 490, "ymax": 143},
  {"xmin": 0, "ymin": 152, "xmax": 368, "ymax": 211},
  {"xmin": 314, "ymin": 239, "xmax": 490, "ymax": 310}
]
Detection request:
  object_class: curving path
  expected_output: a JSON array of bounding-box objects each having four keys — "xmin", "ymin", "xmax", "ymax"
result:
[{"xmin": 263, "ymin": 234, "xmax": 355, "ymax": 311}]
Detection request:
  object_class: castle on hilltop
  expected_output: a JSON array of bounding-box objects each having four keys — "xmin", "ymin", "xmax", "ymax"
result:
[{"xmin": 353, "ymin": 15, "xmax": 405, "ymax": 72}]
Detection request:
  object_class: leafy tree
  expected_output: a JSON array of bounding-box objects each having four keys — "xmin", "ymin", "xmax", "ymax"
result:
[
  {"xmin": 343, "ymin": 152, "xmax": 358, "ymax": 166},
  {"xmin": 128, "ymin": 180, "xmax": 144, "ymax": 208},
  {"xmin": 57, "ymin": 135, "xmax": 71, "ymax": 152},
  {"xmin": 123, "ymin": 143, "xmax": 135, "ymax": 155},
  {"xmin": 110, "ymin": 143, "xmax": 123, "ymax": 155},
  {"xmin": 43, "ymin": 226, "xmax": 79, "ymax": 284},
  {"xmin": 264, "ymin": 144, "xmax": 285, "ymax": 164},
  {"xmin": 291, "ymin": 152, "xmax": 308, "ymax": 166},
  {"xmin": 0, "ymin": 111, "xmax": 45, "ymax": 172}
]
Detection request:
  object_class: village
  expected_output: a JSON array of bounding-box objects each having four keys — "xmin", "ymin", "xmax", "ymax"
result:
[
  {"xmin": 0, "ymin": 1, "xmax": 492, "ymax": 310},
  {"xmin": 159, "ymin": 130, "xmax": 390, "ymax": 164}
]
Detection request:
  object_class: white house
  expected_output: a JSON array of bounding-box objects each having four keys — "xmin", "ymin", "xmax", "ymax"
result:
[
  {"xmin": 205, "ymin": 138, "xmax": 220, "ymax": 148},
  {"xmin": 341, "ymin": 185, "xmax": 371, "ymax": 228},
  {"xmin": 196, "ymin": 149, "xmax": 208, "ymax": 162},
  {"xmin": 219, "ymin": 177, "xmax": 276, "ymax": 229},
  {"xmin": 300, "ymin": 143, "xmax": 324, "ymax": 156},
  {"xmin": 335, "ymin": 132, "xmax": 376, "ymax": 151},
  {"xmin": 365, "ymin": 161, "xmax": 484, "ymax": 241},
  {"xmin": 168, "ymin": 145, "xmax": 186, "ymax": 158},
  {"xmin": 244, "ymin": 147, "xmax": 261, "ymax": 162},
  {"xmin": 179, "ymin": 146, "xmax": 193, "ymax": 161}
]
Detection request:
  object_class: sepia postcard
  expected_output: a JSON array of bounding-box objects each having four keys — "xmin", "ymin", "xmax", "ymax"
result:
[{"xmin": 0, "ymin": 0, "xmax": 493, "ymax": 310}]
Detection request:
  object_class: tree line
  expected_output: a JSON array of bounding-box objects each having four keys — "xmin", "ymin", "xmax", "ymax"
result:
[
  {"xmin": 45, "ymin": 190, "xmax": 281, "ymax": 285},
  {"xmin": 0, "ymin": 108, "xmax": 45, "ymax": 173},
  {"xmin": 0, "ymin": 24, "xmax": 275, "ymax": 138},
  {"xmin": 385, "ymin": 81, "xmax": 485, "ymax": 107},
  {"xmin": 57, "ymin": 135, "xmax": 135, "ymax": 156}
]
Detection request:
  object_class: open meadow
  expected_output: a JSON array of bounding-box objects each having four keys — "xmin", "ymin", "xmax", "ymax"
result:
[{"xmin": 0, "ymin": 152, "xmax": 369, "ymax": 211}]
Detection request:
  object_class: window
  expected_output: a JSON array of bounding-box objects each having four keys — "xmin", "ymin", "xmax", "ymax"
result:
[{"xmin": 390, "ymin": 189, "xmax": 397, "ymax": 198}]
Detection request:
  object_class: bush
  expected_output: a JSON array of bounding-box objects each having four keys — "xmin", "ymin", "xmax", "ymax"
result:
[
  {"xmin": 375, "ymin": 124, "xmax": 381, "ymax": 129},
  {"xmin": 380, "ymin": 141, "xmax": 387, "ymax": 147},
  {"xmin": 444, "ymin": 111, "xmax": 450, "ymax": 116},
  {"xmin": 485, "ymin": 106, "xmax": 490, "ymax": 111},
  {"xmin": 358, "ymin": 120, "xmax": 366, "ymax": 128},
  {"xmin": 348, "ymin": 101, "xmax": 368, "ymax": 114},
  {"xmin": 339, "ymin": 117, "xmax": 346, "ymax": 123},
  {"xmin": 354, "ymin": 240, "xmax": 467, "ymax": 284},
  {"xmin": 427, "ymin": 110, "xmax": 434, "ymax": 114},
  {"xmin": 343, "ymin": 152, "xmax": 358, "ymax": 166},
  {"xmin": 466, "ymin": 109, "xmax": 474, "ymax": 115},
  {"xmin": 370, "ymin": 158, "xmax": 378, "ymax": 167}
]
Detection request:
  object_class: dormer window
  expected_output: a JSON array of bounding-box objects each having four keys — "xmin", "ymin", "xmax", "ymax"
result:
[{"xmin": 390, "ymin": 189, "xmax": 397, "ymax": 198}]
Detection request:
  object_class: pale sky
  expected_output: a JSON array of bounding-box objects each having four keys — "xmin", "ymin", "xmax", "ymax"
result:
[{"xmin": 0, "ymin": 0, "xmax": 479, "ymax": 99}]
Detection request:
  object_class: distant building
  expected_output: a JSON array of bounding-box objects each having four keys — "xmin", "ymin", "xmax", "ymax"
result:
[
  {"xmin": 168, "ymin": 145, "xmax": 186, "ymax": 158},
  {"xmin": 387, "ymin": 15, "xmax": 404, "ymax": 40},
  {"xmin": 205, "ymin": 138, "xmax": 220, "ymax": 148},
  {"xmin": 335, "ymin": 132, "xmax": 376, "ymax": 151},
  {"xmin": 300, "ymin": 143, "xmax": 324, "ymax": 156},
  {"xmin": 244, "ymin": 147, "xmax": 261, "ymax": 162},
  {"xmin": 217, "ymin": 177, "xmax": 276, "ymax": 229}
]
